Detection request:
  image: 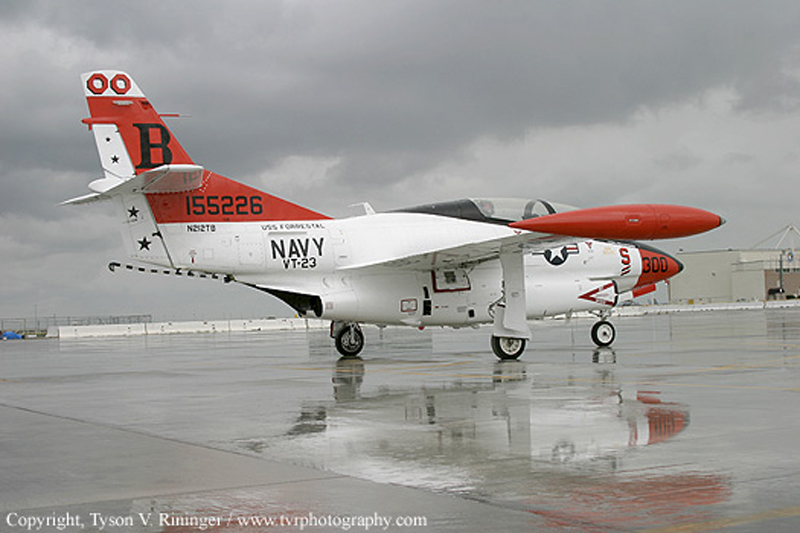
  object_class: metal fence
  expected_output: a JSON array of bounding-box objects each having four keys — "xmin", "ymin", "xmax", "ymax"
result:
[{"xmin": 1, "ymin": 315, "xmax": 152, "ymax": 336}]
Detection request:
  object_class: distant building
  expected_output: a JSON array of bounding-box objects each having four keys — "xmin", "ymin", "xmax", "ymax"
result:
[{"xmin": 669, "ymin": 249, "xmax": 800, "ymax": 304}]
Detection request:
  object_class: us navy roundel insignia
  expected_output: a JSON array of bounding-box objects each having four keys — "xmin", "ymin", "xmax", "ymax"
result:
[{"xmin": 536, "ymin": 244, "xmax": 580, "ymax": 266}]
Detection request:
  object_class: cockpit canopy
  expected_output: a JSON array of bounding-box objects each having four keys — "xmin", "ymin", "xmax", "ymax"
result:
[{"xmin": 397, "ymin": 198, "xmax": 578, "ymax": 225}]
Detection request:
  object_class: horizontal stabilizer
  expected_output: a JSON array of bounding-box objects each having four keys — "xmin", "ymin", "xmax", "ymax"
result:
[
  {"xmin": 134, "ymin": 164, "xmax": 205, "ymax": 194},
  {"xmin": 510, "ymin": 204, "xmax": 724, "ymax": 240},
  {"xmin": 64, "ymin": 165, "xmax": 204, "ymax": 206},
  {"xmin": 61, "ymin": 192, "xmax": 104, "ymax": 206}
]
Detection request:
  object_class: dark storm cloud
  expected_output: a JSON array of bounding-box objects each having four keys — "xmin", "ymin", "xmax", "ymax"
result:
[
  {"xmin": 174, "ymin": 1, "xmax": 800, "ymax": 189},
  {"xmin": 0, "ymin": 3, "xmax": 797, "ymax": 174},
  {"xmin": 7, "ymin": 1, "xmax": 800, "ymax": 186}
]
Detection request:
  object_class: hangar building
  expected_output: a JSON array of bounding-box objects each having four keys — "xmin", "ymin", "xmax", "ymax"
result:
[
  {"xmin": 669, "ymin": 249, "xmax": 799, "ymax": 304},
  {"xmin": 670, "ymin": 225, "xmax": 800, "ymax": 304}
]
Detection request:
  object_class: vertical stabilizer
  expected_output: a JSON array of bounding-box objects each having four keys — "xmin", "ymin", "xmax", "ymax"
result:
[
  {"xmin": 80, "ymin": 70, "xmax": 329, "ymax": 224},
  {"xmin": 81, "ymin": 70, "xmax": 193, "ymax": 176},
  {"xmin": 81, "ymin": 70, "xmax": 191, "ymax": 267},
  {"xmin": 74, "ymin": 70, "xmax": 331, "ymax": 269}
]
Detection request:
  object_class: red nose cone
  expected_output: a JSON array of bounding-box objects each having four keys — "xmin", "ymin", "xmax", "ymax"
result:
[
  {"xmin": 510, "ymin": 204, "xmax": 724, "ymax": 240},
  {"xmin": 637, "ymin": 247, "xmax": 683, "ymax": 287}
]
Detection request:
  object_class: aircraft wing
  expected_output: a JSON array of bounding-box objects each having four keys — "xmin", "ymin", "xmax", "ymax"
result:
[
  {"xmin": 338, "ymin": 203, "xmax": 723, "ymax": 272},
  {"xmin": 341, "ymin": 230, "xmax": 571, "ymax": 271}
]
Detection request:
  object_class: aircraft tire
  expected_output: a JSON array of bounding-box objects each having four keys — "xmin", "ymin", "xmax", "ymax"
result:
[
  {"xmin": 491, "ymin": 335, "xmax": 526, "ymax": 360},
  {"xmin": 335, "ymin": 323, "xmax": 365, "ymax": 357},
  {"xmin": 591, "ymin": 320, "xmax": 616, "ymax": 347}
]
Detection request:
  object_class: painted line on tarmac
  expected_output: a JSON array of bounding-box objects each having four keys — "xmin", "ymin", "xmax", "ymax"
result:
[
  {"xmin": 538, "ymin": 376, "xmax": 800, "ymax": 392},
  {"xmin": 642, "ymin": 505, "xmax": 800, "ymax": 533}
]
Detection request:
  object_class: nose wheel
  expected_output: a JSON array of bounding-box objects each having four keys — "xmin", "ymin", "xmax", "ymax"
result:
[{"xmin": 591, "ymin": 320, "xmax": 616, "ymax": 347}]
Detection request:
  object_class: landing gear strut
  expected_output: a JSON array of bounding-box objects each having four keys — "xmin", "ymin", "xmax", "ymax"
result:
[
  {"xmin": 491, "ymin": 335, "xmax": 527, "ymax": 360},
  {"xmin": 332, "ymin": 322, "xmax": 365, "ymax": 357},
  {"xmin": 591, "ymin": 320, "xmax": 616, "ymax": 347}
]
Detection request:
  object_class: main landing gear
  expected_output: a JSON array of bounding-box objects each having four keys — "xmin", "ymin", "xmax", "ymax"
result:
[
  {"xmin": 332, "ymin": 322, "xmax": 365, "ymax": 358},
  {"xmin": 491, "ymin": 335, "xmax": 527, "ymax": 360}
]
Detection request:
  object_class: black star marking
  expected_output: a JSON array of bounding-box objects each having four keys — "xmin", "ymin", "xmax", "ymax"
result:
[
  {"xmin": 111, "ymin": 155, "xmax": 120, "ymax": 164},
  {"xmin": 137, "ymin": 237, "xmax": 152, "ymax": 251},
  {"xmin": 127, "ymin": 206, "xmax": 139, "ymax": 219}
]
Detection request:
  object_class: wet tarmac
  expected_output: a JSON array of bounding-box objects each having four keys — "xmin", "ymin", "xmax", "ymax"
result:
[{"xmin": 1, "ymin": 308, "xmax": 799, "ymax": 532}]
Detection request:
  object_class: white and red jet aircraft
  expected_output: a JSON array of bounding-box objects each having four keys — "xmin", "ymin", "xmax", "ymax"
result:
[{"xmin": 66, "ymin": 71, "xmax": 724, "ymax": 359}]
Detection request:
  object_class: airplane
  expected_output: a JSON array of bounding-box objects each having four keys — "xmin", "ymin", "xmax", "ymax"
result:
[{"xmin": 65, "ymin": 70, "xmax": 724, "ymax": 360}]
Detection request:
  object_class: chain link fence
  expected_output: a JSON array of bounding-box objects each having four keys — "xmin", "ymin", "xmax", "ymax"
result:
[{"xmin": 1, "ymin": 315, "xmax": 152, "ymax": 337}]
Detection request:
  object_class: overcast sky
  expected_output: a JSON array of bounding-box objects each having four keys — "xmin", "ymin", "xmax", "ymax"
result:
[{"xmin": 2, "ymin": 1, "xmax": 800, "ymax": 322}]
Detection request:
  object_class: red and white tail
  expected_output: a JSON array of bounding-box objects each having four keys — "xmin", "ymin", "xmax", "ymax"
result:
[
  {"xmin": 82, "ymin": 70, "xmax": 194, "ymax": 177},
  {"xmin": 68, "ymin": 70, "xmax": 329, "ymax": 267}
]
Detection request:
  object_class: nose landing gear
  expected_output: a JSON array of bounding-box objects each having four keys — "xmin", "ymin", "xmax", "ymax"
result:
[{"xmin": 591, "ymin": 320, "xmax": 616, "ymax": 347}]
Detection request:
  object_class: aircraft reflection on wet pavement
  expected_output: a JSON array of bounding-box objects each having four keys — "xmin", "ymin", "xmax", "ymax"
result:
[
  {"xmin": 297, "ymin": 357, "xmax": 689, "ymax": 468},
  {"xmin": 236, "ymin": 353, "xmax": 730, "ymax": 528}
]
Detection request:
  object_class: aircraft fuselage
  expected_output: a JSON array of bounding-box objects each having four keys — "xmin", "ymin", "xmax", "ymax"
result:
[{"xmin": 138, "ymin": 212, "xmax": 671, "ymax": 328}]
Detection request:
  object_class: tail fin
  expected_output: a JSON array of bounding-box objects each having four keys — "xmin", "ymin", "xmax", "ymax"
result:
[
  {"xmin": 72, "ymin": 70, "xmax": 329, "ymax": 268},
  {"xmin": 82, "ymin": 70, "xmax": 193, "ymax": 179},
  {"xmin": 78, "ymin": 69, "xmax": 328, "ymax": 223}
]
